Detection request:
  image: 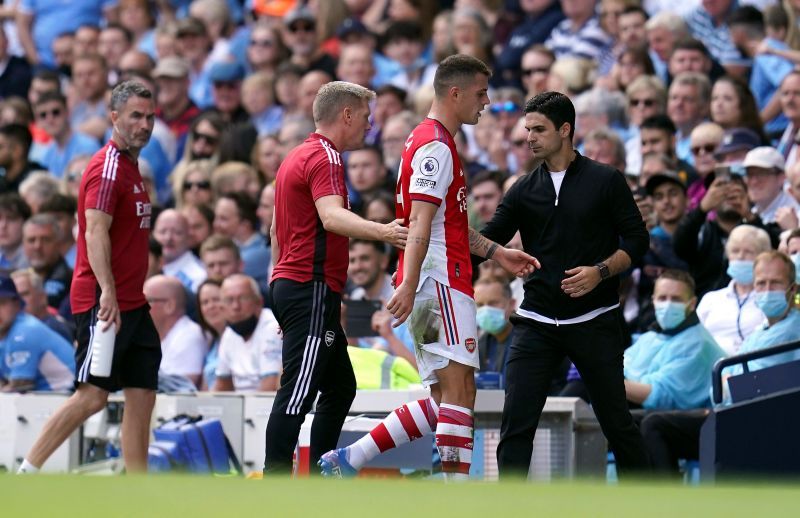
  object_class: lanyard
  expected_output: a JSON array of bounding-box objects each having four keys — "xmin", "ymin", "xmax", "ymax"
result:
[{"xmin": 733, "ymin": 285, "xmax": 751, "ymax": 341}]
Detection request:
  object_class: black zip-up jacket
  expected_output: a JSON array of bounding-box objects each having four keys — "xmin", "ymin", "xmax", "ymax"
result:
[{"xmin": 480, "ymin": 152, "xmax": 649, "ymax": 320}]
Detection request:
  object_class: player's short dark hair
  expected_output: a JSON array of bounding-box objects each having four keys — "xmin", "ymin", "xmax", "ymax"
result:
[
  {"xmin": 39, "ymin": 193, "xmax": 77, "ymax": 216},
  {"xmin": 524, "ymin": 91, "xmax": 576, "ymax": 140},
  {"xmin": 657, "ymin": 269, "xmax": 696, "ymax": 297},
  {"xmin": 35, "ymin": 91, "xmax": 67, "ymax": 109},
  {"xmin": 349, "ymin": 238, "xmax": 385, "ymax": 254},
  {"xmin": 110, "ymin": 81, "xmax": 153, "ymax": 111},
  {"xmin": 641, "ymin": 114, "xmax": 677, "ymax": 135},
  {"xmin": 470, "ymin": 170, "xmax": 506, "ymax": 192},
  {"xmin": 219, "ymin": 191, "xmax": 259, "ymax": 230},
  {"xmin": 0, "ymin": 193, "xmax": 31, "ymax": 220},
  {"xmin": 672, "ymin": 38, "xmax": 711, "ymax": 59},
  {"xmin": 0, "ymin": 124, "xmax": 33, "ymax": 154},
  {"xmin": 433, "ymin": 54, "xmax": 491, "ymax": 98}
]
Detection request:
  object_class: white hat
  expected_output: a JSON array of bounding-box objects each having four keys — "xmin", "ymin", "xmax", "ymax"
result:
[{"xmin": 743, "ymin": 146, "xmax": 785, "ymax": 172}]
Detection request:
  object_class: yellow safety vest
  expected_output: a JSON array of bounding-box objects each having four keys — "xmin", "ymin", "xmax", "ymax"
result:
[{"xmin": 347, "ymin": 346, "xmax": 421, "ymax": 389}]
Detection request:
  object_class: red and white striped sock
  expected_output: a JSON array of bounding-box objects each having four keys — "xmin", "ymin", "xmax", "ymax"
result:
[
  {"xmin": 345, "ymin": 397, "xmax": 439, "ymax": 471},
  {"xmin": 436, "ymin": 403, "xmax": 474, "ymax": 481}
]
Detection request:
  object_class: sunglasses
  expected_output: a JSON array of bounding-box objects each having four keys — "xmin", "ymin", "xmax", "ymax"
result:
[
  {"xmin": 691, "ymin": 143, "xmax": 717, "ymax": 155},
  {"xmin": 490, "ymin": 101, "xmax": 520, "ymax": 114},
  {"xmin": 629, "ymin": 98, "xmax": 655, "ymax": 108},
  {"xmin": 250, "ymin": 39, "xmax": 274, "ymax": 47},
  {"xmin": 193, "ymin": 131, "xmax": 219, "ymax": 145},
  {"xmin": 213, "ymin": 80, "xmax": 239, "ymax": 90},
  {"xmin": 37, "ymin": 108, "xmax": 62, "ymax": 119},
  {"xmin": 289, "ymin": 23, "xmax": 315, "ymax": 33},
  {"xmin": 183, "ymin": 180, "xmax": 211, "ymax": 191},
  {"xmin": 521, "ymin": 67, "xmax": 550, "ymax": 77}
]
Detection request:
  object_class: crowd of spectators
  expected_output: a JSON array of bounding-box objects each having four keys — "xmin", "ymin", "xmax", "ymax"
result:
[{"xmin": 1, "ymin": 0, "xmax": 800, "ymax": 474}]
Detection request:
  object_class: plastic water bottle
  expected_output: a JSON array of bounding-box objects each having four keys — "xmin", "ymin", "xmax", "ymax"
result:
[{"xmin": 89, "ymin": 320, "xmax": 116, "ymax": 377}]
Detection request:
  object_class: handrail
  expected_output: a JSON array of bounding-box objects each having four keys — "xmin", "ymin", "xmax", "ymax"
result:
[{"xmin": 711, "ymin": 339, "xmax": 800, "ymax": 404}]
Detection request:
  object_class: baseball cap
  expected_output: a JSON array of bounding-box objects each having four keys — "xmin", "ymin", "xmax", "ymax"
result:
[
  {"xmin": 743, "ymin": 146, "xmax": 785, "ymax": 172},
  {"xmin": 152, "ymin": 57, "xmax": 190, "ymax": 79},
  {"xmin": 715, "ymin": 128, "xmax": 761, "ymax": 158},
  {"xmin": 284, "ymin": 5, "xmax": 315, "ymax": 27},
  {"xmin": 0, "ymin": 277, "xmax": 23, "ymax": 304},
  {"xmin": 208, "ymin": 61, "xmax": 245, "ymax": 83},
  {"xmin": 337, "ymin": 18, "xmax": 368, "ymax": 40},
  {"xmin": 645, "ymin": 170, "xmax": 687, "ymax": 196}
]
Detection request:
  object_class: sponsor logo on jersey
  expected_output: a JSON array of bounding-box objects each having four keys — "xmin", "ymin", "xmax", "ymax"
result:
[
  {"xmin": 325, "ymin": 330, "xmax": 335, "ymax": 347},
  {"xmin": 465, "ymin": 337, "xmax": 476, "ymax": 353},
  {"xmin": 420, "ymin": 157, "xmax": 439, "ymax": 176},
  {"xmin": 415, "ymin": 178, "xmax": 436, "ymax": 188}
]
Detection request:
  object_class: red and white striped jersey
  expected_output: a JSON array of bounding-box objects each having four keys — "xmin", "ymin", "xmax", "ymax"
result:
[{"xmin": 395, "ymin": 118, "xmax": 473, "ymax": 298}]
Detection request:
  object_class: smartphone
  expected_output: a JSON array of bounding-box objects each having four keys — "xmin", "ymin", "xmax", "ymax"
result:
[
  {"xmin": 344, "ymin": 299, "xmax": 383, "ymax": 337},
  {"xmin": 714, "ymin": 164, "xmax": 731, "ymax": 182}
]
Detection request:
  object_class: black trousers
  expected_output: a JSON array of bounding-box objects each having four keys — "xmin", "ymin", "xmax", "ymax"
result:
[
  {"xmin": 263, "ymin": 279, "xmax": 356, "ymax": 475},
  {"xmin": 639, "ymin": 409, "xmax": 709, "ymax": 476},
  {"xmin": 497, "ymin": 310, "xmax": 650, "ymax": 478}
]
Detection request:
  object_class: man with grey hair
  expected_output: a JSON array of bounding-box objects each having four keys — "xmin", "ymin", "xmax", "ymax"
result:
[
  {"xmin": 19, "ymin": 81, "xmax": 161, "ymax": 475},
  {"xmin": 22, "ymin": 213, "xmax": 72, "ymax": 310},
  {"xmin": 583, "ymin": 127, "xmax": 627, "ymax": 173},
  {"xmin": 573, "ymin": 88, "xmax": 628, "ymax": 151},
  {"xmin": 264, "ymin": 80, "xmax": 408, "ymax": 475}
]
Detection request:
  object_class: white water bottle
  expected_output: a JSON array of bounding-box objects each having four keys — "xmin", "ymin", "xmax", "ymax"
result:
[{"xmin": 89, "ymin": 320, "xmax": 116, "ymax": 377}]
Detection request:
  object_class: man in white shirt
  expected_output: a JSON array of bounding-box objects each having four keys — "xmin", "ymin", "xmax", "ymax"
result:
[
  {"xmin": 144, "ymin": 275, "xmax": 207, "ymax": 386},
  {"xmin": 153, "ymin": 209, "xmax": 207, "ymax": 292},
  {"xmin": 213, "ymin": 274, "xmax": 281, "ymax": 392}
]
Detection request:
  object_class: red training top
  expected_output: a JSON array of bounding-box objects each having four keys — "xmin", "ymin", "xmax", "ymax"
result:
[
  {"xmin": 71, "ymin": 141, "xmax": 152, "ymax": 313},
  {"xmin": 271, "ymin": 133, "xmax": 350, "ymax": 293}
]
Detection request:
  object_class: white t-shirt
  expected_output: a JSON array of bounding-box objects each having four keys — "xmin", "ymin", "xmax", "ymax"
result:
[
  {"xmin": 160, "ymin": 315, "xmax": 208, "ymax": 377},
  {"xmin": 550, "ymin": 169, "xmax": 567, "ymax": 197},
  {"xmin": 216, "ymin": 309, "xmax": 282, "ymax": 392},
  {"xmin": 696, "ymin": 282, "xmax": 763, "ymax": 356}
]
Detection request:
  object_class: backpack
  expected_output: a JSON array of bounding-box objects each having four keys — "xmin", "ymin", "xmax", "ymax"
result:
[{"xmin": 148, "ymin": 414, "xmax": 242, "ymax": 475}]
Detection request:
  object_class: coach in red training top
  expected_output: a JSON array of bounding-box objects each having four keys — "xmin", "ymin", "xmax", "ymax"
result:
[
  {"xmin": 18, "ymin": 81, "xmax": 160, "ymax": 475},
  {"xmin": 263, "ymin": 81, "xmax": 407, "ymax": 475}
]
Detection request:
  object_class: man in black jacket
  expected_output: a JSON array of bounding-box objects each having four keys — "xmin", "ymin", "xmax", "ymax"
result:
[{"xmin": 480, "ymin": 91, "xmax": 651, "ymax": 478}]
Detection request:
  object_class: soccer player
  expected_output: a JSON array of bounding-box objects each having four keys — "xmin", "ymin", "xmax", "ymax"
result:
[
  {"xmin": 18, "ymin": 82, "xmax": 160, "ymax": 474},
  {"xmin": 319, "ymin": 55, "xmax": 538, "ymax": 480},
  {"xmin": 263, "ymin": 81, "xmax": 408, "ymax": 475}
]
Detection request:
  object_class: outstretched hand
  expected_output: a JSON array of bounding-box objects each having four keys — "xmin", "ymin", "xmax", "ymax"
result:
[{"xmin": 495, "ymin": 247, "xmax": 541, "ymax": 277}]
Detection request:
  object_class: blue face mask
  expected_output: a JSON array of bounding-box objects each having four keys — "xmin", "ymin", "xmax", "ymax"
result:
[
  {"xmin": 791, "ymin": 254, "xmax": 800, "ymax": 284},
  {"xmin": 654, "ymin": 301, "xmax": 687, "ymax": 331},
  {"xmin": 755, "ymin": 290, "xmax": 789, "ymax": 319},
  {"xmin": 476, "ymin": 305, "xmax": 507, "ymax": 335},
  {"xmin": 727, "ymin": 260, "xmax": 754, "ymax": 285}
]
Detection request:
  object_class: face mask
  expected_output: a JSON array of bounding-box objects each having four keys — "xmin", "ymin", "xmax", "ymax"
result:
[
  {"xmin": 791, "ymin": 254, "xmax": 800, "ymax": 284},
  {"xmin": 654, "ymin": 301, "xmax": 687, "ymax": 331},
  {"xmin": 228, "ymin": 314, "xmax": 259, "ymax": 338},
  {"xmin": 727, "ymin": 260, "xmax": 754, "ymax": 285},
  {"xmin": 476, "ymin": 305, "xmax": 507, "ymax": 335},
  {"xmin": 755, "ymin": 290, "xmax": 789, "ymax": 319}
]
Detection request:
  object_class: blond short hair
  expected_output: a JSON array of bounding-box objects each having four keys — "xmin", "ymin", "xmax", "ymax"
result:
[
  {"xmin": 312, "ymin": 81, "xmax": 376, "ymax": 125},
  {"xmin": 754, "ymin": 250, "xmax": 796, "ymax": 285}
]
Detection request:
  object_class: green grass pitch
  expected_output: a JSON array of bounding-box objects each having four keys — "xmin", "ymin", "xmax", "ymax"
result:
[{"xmin": 2, "ymin": 475, "xmax": 799, "ymax": 517}]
